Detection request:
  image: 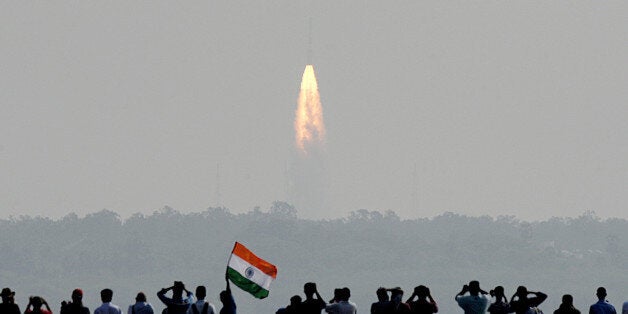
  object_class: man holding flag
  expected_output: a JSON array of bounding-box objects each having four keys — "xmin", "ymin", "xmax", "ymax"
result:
[{"xmin": 219, "ymin": 279, "xmax": 235, "ymax": 314}]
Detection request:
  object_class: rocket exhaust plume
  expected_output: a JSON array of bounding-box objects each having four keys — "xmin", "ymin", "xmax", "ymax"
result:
[{"xmin": 295, "ymin": 65, "xmax": 325, "ymax": 154}]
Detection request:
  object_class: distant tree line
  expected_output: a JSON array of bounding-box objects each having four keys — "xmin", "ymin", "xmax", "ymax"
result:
[{"xmin": 0, "ymin": 203, "xmax": 626, "ymax": 313}]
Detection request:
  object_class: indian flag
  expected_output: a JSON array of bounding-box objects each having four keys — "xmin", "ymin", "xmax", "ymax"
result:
[{"xmin": 226, "ymin": 242, "xmax": 278, "ymax": 299}]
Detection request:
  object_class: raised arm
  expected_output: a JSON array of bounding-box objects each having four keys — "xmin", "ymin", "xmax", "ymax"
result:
[{"xmin": 455, "ymin": 285, "xmax": 468, "ymax": 301}]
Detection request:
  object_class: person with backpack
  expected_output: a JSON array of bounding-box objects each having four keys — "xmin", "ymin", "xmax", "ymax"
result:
[
  {"xmin": 128, "ymin": 292, "xmax": 154, "ymax": 314},
  {"xmin": 188, "ymin": 286, "xmax": 215, "ymax": 314}
]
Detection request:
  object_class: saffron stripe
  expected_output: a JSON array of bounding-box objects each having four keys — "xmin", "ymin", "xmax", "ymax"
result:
[{"xmin": 231, "ymin": 242, "xmax": 277, "ymax": 278}]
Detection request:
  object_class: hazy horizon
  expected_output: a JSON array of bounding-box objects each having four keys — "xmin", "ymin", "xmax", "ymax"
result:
[{"xmin": 2, "ymin": 2, "xmax": 627, "ymax": 220}]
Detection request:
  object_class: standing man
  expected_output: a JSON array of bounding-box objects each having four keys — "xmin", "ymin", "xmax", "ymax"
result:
[
  {"xmin": 406, "ymin": 285, "xmax": 438, "ymax": 314},
  {"xmin": 300, "ymin": 282, "xmax": 326, "ymax": 314},
  {"xmin": 158, "ymin": 281, "xmax": 194, "ymax": 314},
  {"xmin": 0, "ymin": 288, "xmax": 21, "ymax": 314},
  {"xmin": 94, "ymin": 289, "xmax": 122, "ymax": 314},
  {"xmin": 128, "ymin": 292, "xmax": 154, "ymax": 314},
  {"xmin": 61, "ymin": 289, "xmax": 90, "ymax": 314},
  {"xmin": 325, "ymin": 287, "xmax": 357, "ymax": 314},
  {"xmin": 455, "ymin": 281, "xmax": 490, "ymax": 314},
  {"xmin": 589, "ymin": 287, "xmax": 616, "ymax": 314},
  {"xmin": 219, "ymin": 279, "xmax": 236, "ymax": 314},
  {"xmin": 188, "ymin": 286, "xmax": 215, "ymax": 314}
]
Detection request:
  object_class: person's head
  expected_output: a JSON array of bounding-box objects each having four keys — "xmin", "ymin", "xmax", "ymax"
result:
[
  {"xmin": 304, "ymin": 282, "xmax": 317, "ymax": 298},
  {"xmin": 415, "ymin": 285, "xmax": 429, "ymax": 299},
  {"xmin": 390, "ymin": 288, "xmax": 403, "ymax": 303},
  {"xmin": 516, "ymin": 286, "xmax": 528, "ymax": 298},
  {"xmin": 1, "ymin": 288, "xmax": 15, "ymax": 303},
  {"xmin": 172, "ymin": 281, "xmax": 184, "ymax": 299},
  {"xmin": 289, "ymin": 295, "xmax": 302, "ymax": 306},
  {"xmin": 100, "ymin": 289, "xmax": 113, "ymax": 303},
  {"xmin": 596, "ymin": 287, "xmax": 607, "ymax": 300},
  {"xmin": 468, "ymin": 281, "xmax": 481, "ymax": 295},
  {"xmin": 340, "ymin": 288, "xmax": 351, "ymax": 302},
  {"xmin": 330, "ymin": 288, "xmax": 342, "ymax": 303},
  {"xmin": 71, "ymin": 289, "xmax": 83, "ymax": 304},
  {"xmin": 195, "ymin": 286, "xmax": 206, "ymax": 300},
  {"xmin": 561, "ymin": 294, "xmax": 574, "ymax": 306},
  {"xmin": 376, "ymin": 287, "xmax": 389, "ymax": 302},
  {"xmin": 492, "ymin": 286, "xmax": 504, "ymax": 297},
  {"xmin": 135, "ymin": 292, "xmax": 147, "ymax": 303},
  {"xmin": 220, "ymin": 290, "xmax": 229, "ymax": 303},
  {"xmin": 30, "ymin": 296, "xmax": 43, "ymax": 309}
]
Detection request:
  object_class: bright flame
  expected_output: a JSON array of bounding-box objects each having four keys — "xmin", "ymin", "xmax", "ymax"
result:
[{"xmin": 295, "ymin": 65, "xmax": 325, "ymax": 154}]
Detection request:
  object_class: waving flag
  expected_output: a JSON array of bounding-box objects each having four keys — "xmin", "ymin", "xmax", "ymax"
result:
[{"xmin": 226, "ymin": 242, "xmax": 278, "ymax": 299}]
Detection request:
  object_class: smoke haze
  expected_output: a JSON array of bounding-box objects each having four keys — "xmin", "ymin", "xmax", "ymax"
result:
[{"xmin": 1, "ymin": 2, "xmax": 627, "ymax": 219}]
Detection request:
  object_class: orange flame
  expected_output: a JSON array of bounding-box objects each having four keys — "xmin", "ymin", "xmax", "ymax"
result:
[{"xmin": 295, "ymin": 65, "xmax": 325, "ymax": 154}]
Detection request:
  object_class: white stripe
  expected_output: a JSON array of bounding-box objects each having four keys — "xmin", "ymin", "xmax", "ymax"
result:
[{"xmin": 228, "ymin": 254, "xmax": 274, "ymax": 290}]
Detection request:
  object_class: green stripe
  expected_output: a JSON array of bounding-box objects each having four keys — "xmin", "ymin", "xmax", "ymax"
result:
[{"xmin": 227, "ymin": 267, "xmax": 270, "ymax": 299}]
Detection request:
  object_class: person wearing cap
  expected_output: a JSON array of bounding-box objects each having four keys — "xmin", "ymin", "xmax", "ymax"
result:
[
  {"xmin": 24, "ymin": 296, "xmax": 53, "ymax": 314},
  {"xmin": 455, "ymin": 281, "xmax": 491, "ymax": 314},
  {"xmin": 589, "ymin": 287, "xmax": 616, "ymax": 314},
  {"xmin": 128, "ymin": 292, "xmax": 154, "ymax": 314},
  {"xmin": 60, "ymin": 289, "xmax": 90, "ymax": 314},
  {"xmin": 0, "ymin": 288, "xmax": 21, "ymax": 314},
  {"xmin": 509, "ymin": 286, "xmax": 547, "ymax": 314}
]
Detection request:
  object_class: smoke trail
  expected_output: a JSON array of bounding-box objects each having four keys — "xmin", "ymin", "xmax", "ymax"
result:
[{"xmin": 295, "ymin": 65, "xmax": 325, "ymax": 154}]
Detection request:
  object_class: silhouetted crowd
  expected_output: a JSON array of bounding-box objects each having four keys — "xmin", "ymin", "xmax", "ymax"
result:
[
  {"xmin": 274, "ymin": 281, "xmax": 627, "ymax": 314},
  {"xmin": 1, "ymin": 280, "xmax": 627, "ymax": 314},
  {"xmin": 0, "ymin": 280, "xmax": 234, "ymax": 314}
]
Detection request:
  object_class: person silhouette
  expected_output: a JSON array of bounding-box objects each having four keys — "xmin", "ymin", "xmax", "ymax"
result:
[
  {"xmin": 509, "ymin": 286, "xmax": 547, "ymax": 314},
  {"xmin": 487, "ymin": 286, "xmax": 509, "ymax": 314},
  {"xmin": 94, "ymin": 289, "xmax": 122, "ymax": 314},
  {"xmin": 301, "ymin": 282, "xmax": 326, "ymax": 314},
  {"xmin": 325, "ymin": 288, "xmax": 356, "ymax": 314},
  {"xmin": 553, "ymin": 294, "xmax": 580, "ymax": 314},
  {"xmin": 389, "ymin": 288, "xmax": 411, "ymax": 314},
  {"xmin": 371, "ymin": 287, "xmax": 391, "ymax": 314},
  {"xmin": 188, "ymin": 286, "xmax": 215, "ymax": 314},
  {"xmin": 24, "ymin": 296, "xmax": 52, "ymax": 314},
  {"xmin": 158, "ymin": 281, "xmax": 194, "ymax": 314},
  {"xmin": 455, "ymin": 280, "xmax": 490, "ymax": 314},
  {"xmin": 589, "ymin": 287, "xmax": 616, "ymax": 314},
  {"xmin": 406, "ymin": 285, "xmax": 438, "ymax": 314},
  {"xmin": 219, "ymin": 278, "xmax": 236, "ymax": 314},
  {"xmin": 128, "ymin": 292, "xmax": 155, "ymax": 314},
  {"xmin": 276, "ymin": 296, "xmax": 302, "ymax": 314},
  {"xmin": 60, "ymin": 289, "xmax": 90, "ymax": 314},
  {"xmin": 286, "ymin": 296, "xmax": 302, "ymax": 314},
  {"xmin": 621, "ymin": 301, "xmax": 627, "ymax": 314},
  {"xmin": 0, "ymin": 288, "xmax": 21, "ymax": 314}
]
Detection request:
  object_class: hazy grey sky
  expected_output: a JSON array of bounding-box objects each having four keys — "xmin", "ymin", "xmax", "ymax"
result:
[{"xmin": 2, "ymin": 1, "xmax": 627, "ymax": 220}]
